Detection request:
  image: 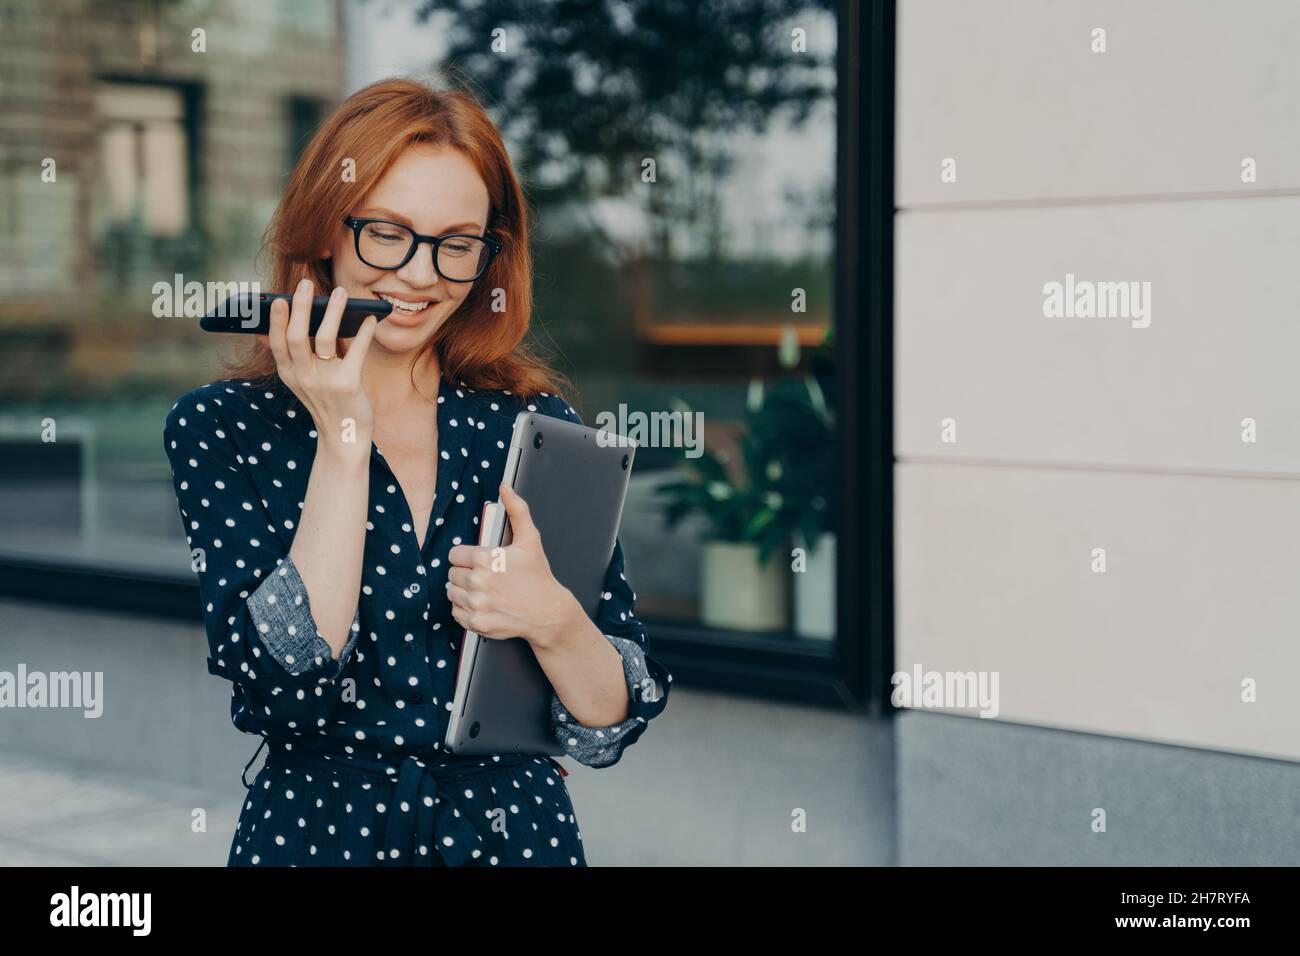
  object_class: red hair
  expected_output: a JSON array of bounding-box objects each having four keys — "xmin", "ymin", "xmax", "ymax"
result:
[{"xmin": 225, "ymin": 78, "xmax": 569, "ymax": 400}]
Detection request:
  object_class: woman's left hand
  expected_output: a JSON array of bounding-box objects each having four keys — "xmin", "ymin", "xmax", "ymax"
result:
[{"xmin": 447, "ymin": 482, "xmax": 583, "ymax": 650}]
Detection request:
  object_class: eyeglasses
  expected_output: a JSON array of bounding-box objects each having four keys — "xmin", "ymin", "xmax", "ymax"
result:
[{"xmin": 342, "ymin": 216, "xmax": 501, "ymax": 282}]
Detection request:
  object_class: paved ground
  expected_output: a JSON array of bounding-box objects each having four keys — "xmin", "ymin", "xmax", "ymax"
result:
[
  {"xmin": 0, "ymin": 749, "xmax": 241, "ymax": 866},
  {"xmin": 0, "ymin": 598, "xmax": 892, "ymax": 867}
]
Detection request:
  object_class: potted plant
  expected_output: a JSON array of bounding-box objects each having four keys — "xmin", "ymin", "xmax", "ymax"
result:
[{"xmin": 655, "ymin": 328, "xmax": 835, "ymax": 633}]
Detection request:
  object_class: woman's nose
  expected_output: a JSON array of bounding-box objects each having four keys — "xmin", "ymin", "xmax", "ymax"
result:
[{"xmin": 396, "ymin": 242, "xmax": 441, "ymax": 288}]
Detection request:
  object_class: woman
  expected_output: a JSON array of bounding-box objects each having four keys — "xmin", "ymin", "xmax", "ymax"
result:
[{"xmin": 162, "ymin": 78, "xmax": 671, "ymax": 867}]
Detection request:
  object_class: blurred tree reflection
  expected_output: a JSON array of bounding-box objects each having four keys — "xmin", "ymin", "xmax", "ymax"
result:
[
  {"xmin": 411, "ymin": 0, "xmax": 836, "ymax": 387},
  {"xmin": 421, "ymin": 0, "xmax": 834, "ymax": 246}
]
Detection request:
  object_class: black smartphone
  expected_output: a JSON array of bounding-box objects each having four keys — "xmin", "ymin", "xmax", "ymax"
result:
[{"xmin": 200, "ymin": 293, "xmax": 392, "ymax": 337}]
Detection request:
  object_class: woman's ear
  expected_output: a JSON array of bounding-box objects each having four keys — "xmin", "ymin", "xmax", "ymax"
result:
[{"xmin": 320, "ymin": 249, "xmax": 332, "ymax": 260}]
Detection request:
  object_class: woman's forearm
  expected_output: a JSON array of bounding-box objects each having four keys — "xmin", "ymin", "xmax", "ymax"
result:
[
  {"xmin": 531, "ymin": 596, "xmax": 631, "ymax": 728},
  {"xmin": 287, "ymin": 437, "xmax": 371, "ymax": 657}
]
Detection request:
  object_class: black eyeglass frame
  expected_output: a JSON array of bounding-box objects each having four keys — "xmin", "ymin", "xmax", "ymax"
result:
[{"xmin": 342, "ymin": 216, "xmax": 502, "ymax": 282}]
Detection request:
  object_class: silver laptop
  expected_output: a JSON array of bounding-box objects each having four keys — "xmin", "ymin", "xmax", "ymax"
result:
[{"xmin": 444, "ymin": 410, "xmax": 637, "ymax": 755}]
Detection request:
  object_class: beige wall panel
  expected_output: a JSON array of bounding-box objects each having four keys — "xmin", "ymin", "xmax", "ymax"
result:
[
  {"xmin": 895, "ymin": 461, "xmax": 1300, "ymax": 762},
  {"xmin": 898, "ymin": 0, "xmax": 1300, "ymax": 206},
  {"xmin": 896, "ymin": 198, "xmax": 1300, "ymax": 474}
]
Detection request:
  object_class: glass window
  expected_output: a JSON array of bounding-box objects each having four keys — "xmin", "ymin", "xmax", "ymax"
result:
[
  {"xmin": 286, "ymin": 95, "xmax": 326, "ymax": 175},
  {"xmin": 0, "ymin": 80, "xmax": 204, "ymax": 572},
  {"xmin": 0, "ymin": 1, "xmax": 840, "ymax": 655},
  {"xmin": 430, "ymin": 1, "xmax": 839, "ymax": 640},
  {"xmin": 94, "ymin": 83, "xmax": 189, "ymax": 237}
]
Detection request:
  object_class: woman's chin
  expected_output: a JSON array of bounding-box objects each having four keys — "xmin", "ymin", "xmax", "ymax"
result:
[{"xmin": 370, "ymin": 314, "xmax": 441, "ymax": 354}]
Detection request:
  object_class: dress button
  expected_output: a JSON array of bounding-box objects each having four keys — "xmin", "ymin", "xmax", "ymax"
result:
[{"xmin": 410, "ymin": 582, "xmax": 421, "ymax": 594}]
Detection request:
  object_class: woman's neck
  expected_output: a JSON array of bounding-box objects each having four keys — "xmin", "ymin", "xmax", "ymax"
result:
[{"xmin": 361, "ymin": 347, "xmax": 441, "ymax": 414}]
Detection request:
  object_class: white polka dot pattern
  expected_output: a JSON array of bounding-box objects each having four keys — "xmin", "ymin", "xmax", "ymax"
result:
[{"xmin": 162, "ymin": 374, "xmax": 672, "ymax": 866}]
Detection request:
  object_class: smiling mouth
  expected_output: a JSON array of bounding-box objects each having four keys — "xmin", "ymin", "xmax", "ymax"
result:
[{"xmin": 373, "ymin": 291, "xmax": 440, "ymax": 319}]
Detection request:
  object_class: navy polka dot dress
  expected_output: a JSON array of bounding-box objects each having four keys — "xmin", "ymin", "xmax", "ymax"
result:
[{"xmin": 162, "ymin": 375, "xmax": 671, "ymax": 866}]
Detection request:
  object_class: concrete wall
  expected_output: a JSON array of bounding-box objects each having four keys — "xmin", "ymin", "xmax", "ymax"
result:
[
  {"xmin": 897, "ymin": 710, "xmax": 1300, "ymax": 866},
  {"xmin": 894, "ymin": 0, "xmax": 1300, "ymax": 862}
]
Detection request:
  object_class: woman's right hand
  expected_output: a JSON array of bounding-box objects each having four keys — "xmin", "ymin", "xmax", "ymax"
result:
[{"xmin": 261, "ymin": 278, "xmax": 378, "ymax": 455}]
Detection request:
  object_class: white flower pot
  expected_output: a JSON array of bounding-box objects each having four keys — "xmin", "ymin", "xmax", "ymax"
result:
[
  {"xmin": 700, "ymin": 540, "xmax": 789, "ymax": 632},
  {"xmin": 793, "ymin": 532, "xmax": 835, "ymax": 640}
]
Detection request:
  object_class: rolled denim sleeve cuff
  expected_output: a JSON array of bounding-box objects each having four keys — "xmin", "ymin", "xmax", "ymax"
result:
[
  {"xmin": 247, "ymin": 555, "xmax": 361, "ymax": 679},
  {"xmin": 550, "ymin": 634, "xmax": 656, "ymax": 768}
]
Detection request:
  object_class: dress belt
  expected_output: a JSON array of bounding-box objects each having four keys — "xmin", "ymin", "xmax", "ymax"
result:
[{"xmin": 250, "ymin": 737, "xmax": 540, "ymax": 865}]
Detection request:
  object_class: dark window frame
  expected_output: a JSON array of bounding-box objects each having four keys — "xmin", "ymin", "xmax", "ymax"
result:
[
  {"xmin": 286, "ymin": 94, "xmax": 326, "ymax": 176},
  {"xmin": 0, "ymin": 0, "xmax": 896, "ymax": 712}
]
